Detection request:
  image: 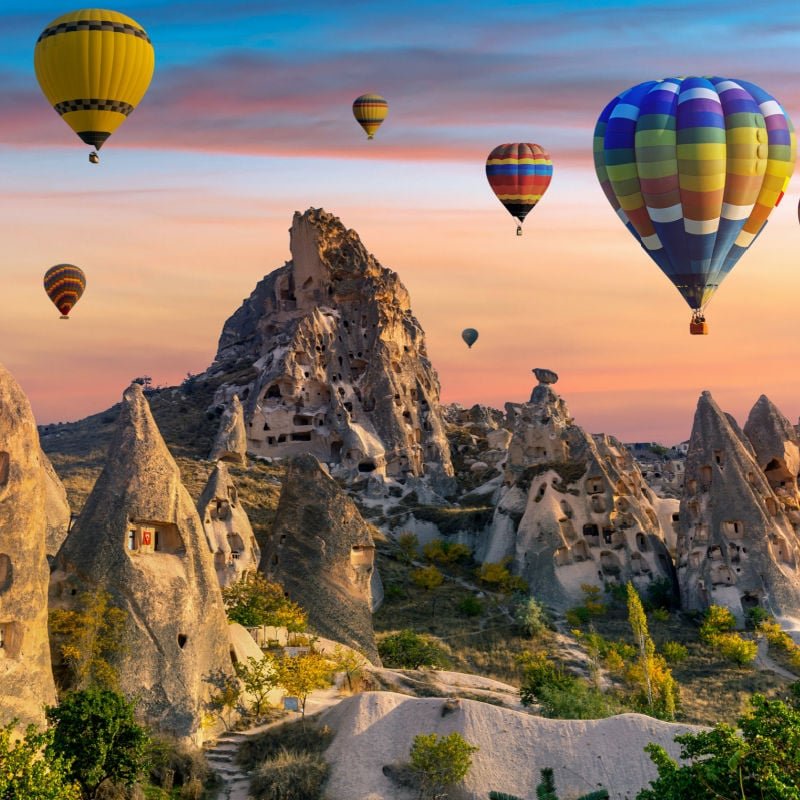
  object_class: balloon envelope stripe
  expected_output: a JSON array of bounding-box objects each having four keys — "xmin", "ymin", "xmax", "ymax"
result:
[
  {"xmin": 44, "ymin": 264, "xmax": 86, "ymax": 317},
  {"xmin": 485, "ymin": 143, "xmax": 553, "ymax": 228},
  {"xmin": 37, "ymin": 19, "xmax": 151, "ymax": 43}
]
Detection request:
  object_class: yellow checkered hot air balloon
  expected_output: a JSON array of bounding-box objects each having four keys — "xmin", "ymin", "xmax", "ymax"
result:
[{"xmin": 34, "ymin": 9, "xmax": 155, "ymax": 163}]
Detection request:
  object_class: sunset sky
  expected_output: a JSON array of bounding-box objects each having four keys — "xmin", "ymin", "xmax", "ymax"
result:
[{"xmin": 1, "ymin": 0, "xmax": 799, "ymax": 444}]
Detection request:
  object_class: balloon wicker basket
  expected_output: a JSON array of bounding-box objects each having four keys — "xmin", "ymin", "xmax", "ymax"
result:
[
  {"xmin": 690, "ymin": 321, "xmax": 708, "ymax": 335},
  {"xmin": 59, "ymin": 315, "xmax": 70, "ymax": 321}
]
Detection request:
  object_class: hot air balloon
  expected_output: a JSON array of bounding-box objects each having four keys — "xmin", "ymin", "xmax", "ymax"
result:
[
  {"xmin": 594, "ymin": 77, "xmax": 796, "ymax": 335},
  {"xmin": 34, "ymin": 9, "xmax": 155, "ymax": 164},
  {"xmin": 352, "ymin": 94, "xmax": 388, "ymax": 139},
  {"xmin": 461, "ymin": 328, "xmax": 479, "ymax": 348},
  {"xmin": 486, "ymin": 143, "xmax": 553, "ymax": 235},
  {"xmin": 44, "ymin": 264, "xmax": 86, "ymax": 319}
]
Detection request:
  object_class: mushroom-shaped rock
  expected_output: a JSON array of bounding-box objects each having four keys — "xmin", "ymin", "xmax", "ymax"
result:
[
  {"xmin": 260, "ymin": 454, "xmax": 381, "ymax": 664},
  {"xmin": 198, "ymin": 461, "xmax": 260, "ymax": 587},
  {"xmin": 0, "ymin": 364, "xmax": 56, "ymax": 728},
  {"xmin": 208, "ymin": 394, "xmax": 247, "ymax": 466},
  {"xmin": 533, "ymin": 368, "xmax": 559, "ymax": 385},
  {"xmin": 51, "ymin": 383, "xmax": 234, "ymax": 742}
]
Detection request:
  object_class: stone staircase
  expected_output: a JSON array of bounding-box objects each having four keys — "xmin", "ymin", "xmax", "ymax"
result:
[{"xmin": 204, "ymin": 728, "xmax": 256, "ymax": 800}]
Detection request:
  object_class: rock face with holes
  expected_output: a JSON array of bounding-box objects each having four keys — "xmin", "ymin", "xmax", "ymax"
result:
[
  {"xmin": 208, "ymin": 394, "xmax": 247, "ymax": 466},
  {"xmin": 260, "ymin": 454, "xmax": 381, "ymax": 664},
  {"xmin": 50, "ymin": 384, "xmax": 234, "ymax": 742},
  {"xmin": 41, "ymin": 449, "xmax": 71, "ymax": 557},
  {"xmin": 0, "ymin": 364, "xmax": 56, "ymax": 728},
  {"xmin": 677, "ymin": 392, "xmax": 800, "ymax": 626},
  {"xmin": 481, "ymin": 375, "xmax": 675, "ymax": 609},
  {"xmin": 208, "ymin": 208, "xmax": 452, "ymax": 486},
  {"xmin": 198, "ymin": 461, "xmax": 260, "ymax": 587}
]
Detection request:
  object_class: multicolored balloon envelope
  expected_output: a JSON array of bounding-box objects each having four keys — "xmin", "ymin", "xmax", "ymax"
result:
[
  {"xmin": 352, "ymin": 93, "xmax": 388, "ymax": 139},
  {"xmin": 44, "ymin": 264, "xmax": 86, "ymax": 319},
  {"xmin": 461, "ymin": 328, "xmax": 479, "ymax": 348},
  {"xmin": 593, "ymin": 77, "xmax": 796, "ymax": 333},
  {"xmin": 486, "ymin": 143, "xmax": 553, "ymax": 234},
  {"xmin": 34, "ymin": 9, "xmax": 155, "ymax": 158}
]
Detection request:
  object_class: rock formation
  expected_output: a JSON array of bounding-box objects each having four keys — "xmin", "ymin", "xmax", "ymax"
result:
[
  {"xmin": 198, "ymin": 461, "xmax": 260, "ymax": 586},
  {"xmin": 0, "ymin": 364, "xmax": 56, "ymax": 728},
  {"xmin": 50, "ymin": 384, "xmax": 234, "ymax": 742},
  {"xmin": 260, "ymin": 454, "xmax": 380, "ymax": 664},
  {"xmin": 208, "ymin": 394, "xmax": 247, "ymax": 465},
  {"xmin": 41, "ymin": 449, "xmax": 71, "ymax": 558},
  {"xmin": 482, "ymin": 373, "xmax": 675, "ymax": 608},
  {"xmin": 677, "ymin": 392, "xmax": 800, "ymax": 625},
  {"xmin": 208, "ymin": 208, "xmax": 452, "ymax": 484}
]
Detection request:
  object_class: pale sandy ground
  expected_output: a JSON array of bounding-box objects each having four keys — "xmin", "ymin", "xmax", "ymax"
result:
[{"xmin": 321, "ymin": 692, "xmax": 702, "ymax": 800}]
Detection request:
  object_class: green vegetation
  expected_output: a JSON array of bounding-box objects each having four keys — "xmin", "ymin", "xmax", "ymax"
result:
[
  {"xmin": 222, "ymin": 573, "xmax": 307, "ymax": 632},
  {"xmin": 422, "ymin": 539, "xmax": 472, "ymax": 564},
  {"xmin": 758, "ymin": 618, "xmax": 800, "ymax": 671},
  {"xmin": 271, "ymin": 651, "xmax": 332, "ymax": 719},
  {"xmin": 46, "ymin": 689, "xmax": 151, "ymax": 799},
  {"xmin": 378, "ymin": 630, "xmax": 448, "ymax": 669},
  {"xmin": 458, "ymin": 595, "xmax": 484, "ymax": 617},
  {"xmin": 661, "ymin": 641, "xmax": 688, "ymax": 664},
  {"xmin": 514, "ymin": 596, "xmax": 549, "ymax": 638},
  {"xmin": 699, "ymin": 605, "xmax": 757, "ymax": 666},
  {"xmin": 475, "ymin": 558, "xmax": 528, "ymax": 593},
  {"xmin": 409, "ymin": 732, "xmax": 478, "ymax": 800},
  {"xmin": 49, "ymin": 589, "xmax": 127, "ymax": 692},
  {"xmin": 234, "ymin": 656, "xmax": 279, "ymax": 720},
  {"xmin": 397, "ymin": 531, "xmax": 420, "ymax": 562},
  {"xmin": 0, "ymin": 722, "xmax": 80, "ymax": 800},
  {"xmin": 637, "ymin": 694, "xmax": 800, "ymax": 799},
  {"xmin": 412, "ymin": 565, "xmax": 445, "ymax": 591}
]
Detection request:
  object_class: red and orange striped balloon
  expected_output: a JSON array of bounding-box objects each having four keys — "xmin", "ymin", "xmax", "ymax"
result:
[{"xmin": 44, "ymin": 264, "xmax": 86, "ymax": 319}]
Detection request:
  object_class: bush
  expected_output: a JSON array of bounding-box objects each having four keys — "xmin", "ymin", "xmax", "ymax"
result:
[
  {"xmin": 514, "ymin": 597, "xmax": 549, "ymax": 637},
  {"xmin": 714, "ymin": 633, "xmax": 757, "ymax": 666},
  {"xmin": 458, "ymin": 596, "xmax": 483, "ymax": 617},
  {"xmin": 412, "ymin": 565, "xmax": 444, "ymax": 591},
  {"xmin": 409, "ymin": 732, "xmax": 478, "ymax": 799},
  {"xmin": 237, "ymin": 721, "xmax": 332, "ymax": 772},
  {"xmin": 378, "ymin": 630, "xmax": 447, "ymax": 669},
  {"xmin": 661, "ymin": 641, "xmax": 688, "ymax": 664},
  {"xmin": 650, "ymin": 608, "xmax": 670, "ymax": 623},
  {"xmin": 149, "ymin": 735, "xmax": 213, "ymax": 789},
  {"xmin": 474, "ymin": 559, "xmax": 528, "ymax": 593},
  {"xmin": 646, "ymin": 577, "xmax": 676, "ymax": 611},
  {"xmin": 397, "ymin": 532, "xmax": 420, "ymax": 562},
  {"xmin": 249, "ymin": 749, "xmax": 329, "ymax": 800},
  {"xmin": 699, "ymin": 605, "xmax": 736, "ymax": 642},
  {"xmin": 422, "ymin": 539, "xmax": 471, "ymax": 565},
  {"xmin": 746, "ymin": 606, "xmax": 771, "ymax": 629}
]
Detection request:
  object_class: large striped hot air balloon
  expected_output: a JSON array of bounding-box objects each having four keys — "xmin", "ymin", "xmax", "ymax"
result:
[
  {"xmin": 486, "ymin": 143, "xmax": 553, "ymax": 235},
  {"xmin": 594, "ymin": 77, "xmax": 796, "ymax": 335},
  {"xmin": 44, "ymin": 264, "xmax": 86, "ymax": 319},
  {"xmin": 34, "ymin": 9, "xmax": 155, "ymax": 163},
  {"xmin": 352, "ymin": 93, "xmax": 388, "ymax": 140}
]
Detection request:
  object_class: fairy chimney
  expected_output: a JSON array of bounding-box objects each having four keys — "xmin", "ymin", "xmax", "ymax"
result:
[
  {"xmin": 50, "ymin": 384, "xmax": 234, "ymax": 742},
  {"xmin": 208, "ymin": 394, "xmax": 247, "ymax": 466}
]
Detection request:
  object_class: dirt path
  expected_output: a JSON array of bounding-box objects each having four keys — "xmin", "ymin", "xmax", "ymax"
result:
[
  {"xmin": 204, "ymin": 686, "xmax": 344, "ymax": 800},
  {"xmin": 755, "ymin": 638, "xmax": 799, "ymax": 682}
]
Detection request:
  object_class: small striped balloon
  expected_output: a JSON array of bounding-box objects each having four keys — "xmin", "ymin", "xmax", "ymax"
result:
[
  {"xmin": 486, "ymin": 143, "xmax": 553, "ymax": 233},
  {"xmin": 44, "ymin": 264, "xmax": 86, "ymax": 319},
  {"xmin": 352, "ymin": 93, "xmax": 388, "ymax": 139}
]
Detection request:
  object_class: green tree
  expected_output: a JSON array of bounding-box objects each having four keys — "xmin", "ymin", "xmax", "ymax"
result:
[
  {"xmin": 475, "ymin": 558, "xmax": 528, "ymax": 593},
  {"xmin": 409, "ymin": 732, "xmax": 478, "ymax": 800},
  {"xmin": 627, "ymin": 582, "xmax": 654, "ymax": 708},
  {"xmin": 422, "ymin": 540, "xmax": 471, "ymax": 565},
  {"xmin": 412, "ymin": 565, "xmax": 444, "ymax": 591},
  {"xmin": 234, "ymin": 655, "xmax": 279, "ymax": 719},
  {"xmin": 0, "ymin": 722, "xmax": 80, "ymax": 800},
  {"xmin": 205, "ymin": 669, "xmax": 242, "ymax": 730},
  {"xmin": 331, "ymin": 644, "xmax": 367, "ymax": 693},
  {"xmin": 222, "ymin": 573, "xmax": 307, "ymax": 632},
  {"xmin": 45, "ymin": 689, "xmax": 150, "ymax": 799},
  {"xmin": 537, "ymin": 766, "xmax": 558, "ymax": 799},
  {"xmin": 515, "ymin": 596, "xmax": 549, "ymax": 638},
  {"xmin": 49, "ymin": 590, "xmax": 127, "ymax": 691},
  {"xmin": 378, "ymin": 630, "xmax": 446, "ymax": 669},
  {"xmin": 397, "ymin": 531, "xmax": 420, "ymax": 563},
  {"xmin": 637, "ymin": 694, "xmax": 800, "ymax": 800},
  {"xmin": 272, "ymin": 651, "xmax": 332, "ymax": 719}
]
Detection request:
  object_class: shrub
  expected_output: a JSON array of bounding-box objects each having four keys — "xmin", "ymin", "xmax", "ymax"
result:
[
  {"xmin": 149, "ymin": 735, "xmax": 213, "ymax": 789},
  {"xmin": 412, "ymin": 565, "xmax": 445, "ymax": 591},
  {"xmin": 397, "ymin": 532, "xmax": 420, "ymax": 562},
  {"xmin": 409, "ymin": 732, "xmax": 478, "ymax": 799},
  {"xmin": 378, "ymin": 630, "xmax": 447, "ymax": 669},
  {"xmin": 746, "ymin": 606, "xmax": 771, "ymax": 629},
  {"xmin": 714, "ymin": 633, "xmax": 757, "ymax": 666},
  {"xmin": 237, "ymin": 721, "xmax": 332, "ymax": 772},
  {"xmin": 646, "ymin": 577, "xmax": 676, "ymax": 611},
  {"xmin": 249, "ymin": 749, "xmax": 329, "ymax": 800},
  {"xmin": 566, "ymin": 606, "xmax": 590, "ymax": 627},
  {"xmin": 699, "ymin": 605, "xmax": 736, "ymax": 643},
  {"xmin": 661, "ymin": 641, "xmax": 688, "ymax": 664},
  {"xmin": 458, "ymin": 596, "xmax": 483, "ymax": 617},
  {"xmin": 475, "ymin": 559, "xmax": 528, "ymax": 593},
  {"xmin": 650, "ymin": 608, "xmax": 670, "ymax": 623},
  {"xmin": 422, "ymin": 539, "xmax": 471, "ymax": 564},
  {"xmin": 514, "ymin": 597, "xmax": 549, "ymax": 637}
]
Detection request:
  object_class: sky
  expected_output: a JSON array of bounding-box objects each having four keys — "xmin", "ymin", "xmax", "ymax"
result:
[{"xmin": 1, "ymin": 0, "xmax": 799, "ymax": 444}]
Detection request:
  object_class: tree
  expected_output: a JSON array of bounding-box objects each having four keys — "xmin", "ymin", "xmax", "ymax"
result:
[
  {"xmin": 515, "ymin": 596, "xmax": 549, "ymax": 638},
  {"xmin": 378, "ymin": 630, "xmax": 446, "ymax": 669},
  {"xmin": 222, "ymin": 573, "xmax": 307, "ymax": 632},
  {"xmin": 234, "ymin": 655, "xmax": 279, "ymax": 719},
  {"xmin": 422, "ymin": 540, "xmax": 471, "ymax": 565},
  {"xmin": 627, "ymin": 582, "xmax": 669, "ymax": 716},
  {"xmin": 205, "ymin": 669, "xmax": 242, "ymax": 730},
  {"xmin": 409, "ymin": 732, "xmax": 478, "ymax": 800},
  {"xmin": 699, "ymin": 605, "xmax": 756, "ymax": 666},
  {"xmin": 537, "ymin": 767, "xmax": 558, "ymax": 799},
  {"xmin": 397, "ymin": 531, "xmax": 420, "ymax": 564},
  {"xmin": 272, "ymin": 651, "xmax": 332, "ymax": 719},
  {"xmin": 412, "ymin": 565, "xmax": 445, "ymax": 616},
  {"xmin": 637, "ymin": 694, "xmax": 800, "ymax": 800},
  {"xmin": 0, "ymin": 722, "xmax": 80, "ymax": 800},
  {"xmin": 475, "ymin": 559, "xmax": 528, "ymax": 593},
  {"xmin": 331, "ymin": 644, "xmax": 368, "ymax": 693},
  {"xmin": 49, "ymin": 589, "xmax": 127, "ymax": 691},
  {"xmin": 45, "ymin": 689, "xmax": 151, "ymax": 799}
]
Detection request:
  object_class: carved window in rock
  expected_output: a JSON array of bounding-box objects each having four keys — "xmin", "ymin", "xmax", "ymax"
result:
[
  {"xmin": 599, "ymin": 550, "xmax": 621, "ymax": 576},
  {"xmin": 765, "ymin": 459, "xmax": 793, "ymax": 491},
  {"xmin": 554, "ymin": 546, "xmax": 572, "ymax": 567},
  {"xmin": 630, "ymin": 552, "xmax": 644, "ymax": 574},
  {"xmin": 228, "ymin": 533, "xmax": 245, "ymax": 560},
  {"xmin": 635, "ymin": 532, "xmax": 648, "ymax": 552},
  {"xmin": 602, "ymin": 527, "xmax": 614, "ymax": 545},
  {"xmin": 711, "ymin": 563, "xmax": 734, "ymax": 586},
  {"xmin": 591, "ymin": 495, "xmax": 606, "ymax": 513},
  {"xmin": 358, "ymin": 460, "xmax": 376, "ymax": 473},
  {"xmin": 722, "ymin": 520, "xmax": 744, "ymax": 539},
  {"xmin": 687, "ymin": 479, "xmax": 698, "ymax": 496},
  {"xmin": 583, "ymin": 524, "xmax": 600, "ymax": 545},
  {"xmin": 560, "ymin": 501, "xmax": 573, "ymax": 519},
  {"xmin": 0, "ymin": 622, "xmax": 21, "ymax": 658},
  {"xmin": 216, "ymin": 500, "xmax": 230, "ymax": 520},
  {"xmin": 771, "ymin": 535, "xmax": 794, "ymax": 566},
  {"xmin": 573, "ymin": 540, "xmax": 589, "ymax": 561},
  {"xmin": 586, "ymin": 477, "xmax": 604, "ymax": 495},
  {"xmin": 128, "ymin": 522, "xmax": 185, "ymax": 556},
  {"xmin": 0, "ymin": 554, "xmax": 11, "ymax": 594},
  {"xmin": 706, "ymin": 545, "xmax": 722, "ymax": 561},
  {"xmin": 0, "ymin": 452, "xmax": 8, "ymax": 487},
  {"xmin": 127, "ymin": 529, "xmax": 137, "ymax": 551},
  {"xmin": 713, "ymin": 450, "xmax": 724, "ymax": 467},
  {"xmin": 700, "ymin": 466, "xmax": 712, "ymax": 488},
  {"xmin": 350, "ymin": 544, "xmax": 374, "ymax": 570},
  {"xmin": 534, "ymin": 483, "xmax": 547, "ymax": 503}
]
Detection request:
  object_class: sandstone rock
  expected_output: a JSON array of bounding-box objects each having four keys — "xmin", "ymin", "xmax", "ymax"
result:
[
  {"xmin": 677, "ymin": 392, "xmax": 800, "ymax": 624},
  {"xmin": 482, "ymin": 381, "xmax": 674, "ymax": 608},
  {"xmin": 0, "ymin": 364, "xmax": 56, "ymax": 728},
  {"xmin": 197, "ymin": 461, "xmax": 260, "ymax": 587},
  {"xmin": 260, "ymin": 454, "xmax": 380, "ymax": 664},
  {"xmin": 41, "ymin": 449, "xmax": 71, "ymax": 558},
  {"xmin": 50, "ymin": 384, "xmax": 234, "ymax": 742},
  {"xmin": 209, "ymin": 208, "xmax": 453, "ymax": 485},
  {"xmin": 208, "ymin": 394, "xmax": 247, "ymax": 465},
  {"xmin": 533, "ymin": 367, "xmax": 558, "ymax": 385}
]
